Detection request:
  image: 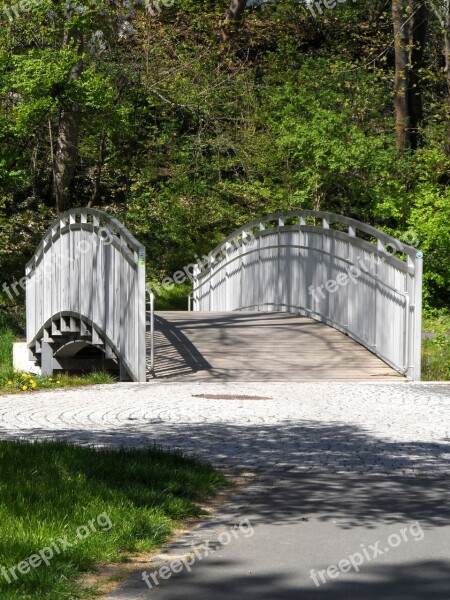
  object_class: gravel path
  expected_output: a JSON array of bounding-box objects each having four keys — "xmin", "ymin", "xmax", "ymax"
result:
[{"xmin": 0, "ymin": 382, "xmax": 448, "ymax": 477}]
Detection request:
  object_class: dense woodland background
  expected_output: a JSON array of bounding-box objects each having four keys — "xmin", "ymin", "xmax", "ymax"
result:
[{"xmin": 0, "ymin": 0, "xmax": 449, "ymax": 323}]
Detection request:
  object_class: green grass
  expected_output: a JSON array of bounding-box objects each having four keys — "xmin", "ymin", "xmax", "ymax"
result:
[
  {"xmin": 0, "ymin": 324, "xmax": 14, "ymax": 371},
  {"xmin": 422, "ymin": 310, "xmax": 450, "ymax": 381},
  {"xmin": 0, "ymin": 312, "xmax": 15, "ymax": 393},
  {"xmin": 0, "ymin": 370, "xmax": 116, "ymax": 395},
  {"xmin": 0, "ymin": 440, "xmax": 228, "ymax": 599}
]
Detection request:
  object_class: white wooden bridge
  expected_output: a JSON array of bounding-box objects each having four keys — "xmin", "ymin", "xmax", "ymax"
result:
[
  {"xmin": 26, "ymin": 209, "xmax": 147, "ymax": 382},
  {"xmin": 25, "ymin": 209, "xmax": 423, "ymax": 382}
]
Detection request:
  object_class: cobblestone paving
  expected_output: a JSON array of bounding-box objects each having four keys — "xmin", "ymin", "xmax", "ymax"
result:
[{"xmin": 0, "ymin": 382, "xmax": 449, "ymax": 476}]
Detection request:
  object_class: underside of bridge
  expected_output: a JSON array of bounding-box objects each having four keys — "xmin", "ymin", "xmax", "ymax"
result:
[{"xmin": 147, "ymin": 311, "xmax": 403, "ymax": 381}]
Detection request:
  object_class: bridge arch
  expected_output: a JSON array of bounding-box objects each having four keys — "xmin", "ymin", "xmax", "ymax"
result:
[
  {"xmin": 26, "ymin": 208, "xmax": 147, "ymax": 381},
  {"xmin": 192, "ymin": 211, "xmax": 423, "ymax": 380}
]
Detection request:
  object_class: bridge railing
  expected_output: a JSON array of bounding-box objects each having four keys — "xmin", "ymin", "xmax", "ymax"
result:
[
  {"xmin": 26, "ymin": 208, "xmax": 147, "ymax": 382},
  {"xmin": 192, "ymin": 210, "xmax": 423, "ymax": 381}
]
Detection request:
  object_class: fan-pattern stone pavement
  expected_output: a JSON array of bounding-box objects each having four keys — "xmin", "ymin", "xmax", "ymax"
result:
[{"xmin": 0, "ymin": 382, "xmax": 448, "ymax": 477}]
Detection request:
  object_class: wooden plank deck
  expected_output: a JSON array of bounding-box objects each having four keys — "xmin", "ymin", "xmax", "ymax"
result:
[{"xmin": 147, "ymin": 311, "xmax": 404, "ymax": 381}]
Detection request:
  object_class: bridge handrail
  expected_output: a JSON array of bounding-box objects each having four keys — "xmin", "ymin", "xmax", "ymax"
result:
[
  {"xmin": 146, "ymin": 286, "xmax": 155, "ymax": 374},
  {"xmin": 26, "ymin": 208, "xmax": 144, "ymax": 270},
  {"xmin": 192, "ymin": 210, "xmax": 423, "ymax": 381},
  {"xmin": 199, "ymin": 211, "xmax": 419, "ymax": 272}
]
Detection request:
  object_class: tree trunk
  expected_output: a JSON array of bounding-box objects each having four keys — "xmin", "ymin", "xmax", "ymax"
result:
[
  {"xmin": 219, "ymin": 0, "xmax": 247, "ymax": 41},
  {"xmin": 408, "ymin": 0, "xmax": 428, "ymax": 150},
  {"xmin": 429, "ymin": 0, "xmax": 450, "ymax": 154},
  {"xmin": 53, "ymin": 28, "xmax": 83, "ymax": 213},
  {"xmin": 392, "ymin": 0, "xmax": 410, "ymax": 152},
  {"xmin": 444, "ymin": 1, "xmax": 450, "ymax": 104},
  {"xmin": 392, "ymin": 0, "xmax": 428, "ymax": 152},
  {"xmin": 87, "ymin": 129, "xmax": 106, "ymax": 209}
]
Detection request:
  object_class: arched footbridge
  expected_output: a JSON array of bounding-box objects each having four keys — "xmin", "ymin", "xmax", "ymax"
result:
[{"xmin": 25, "ymin": 209, "xmax": 423, "ymax": 382}]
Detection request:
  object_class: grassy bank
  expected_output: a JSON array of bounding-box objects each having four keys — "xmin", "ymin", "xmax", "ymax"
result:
[
  {"xmin": 0, "ymin": 440, "xmax": 228, "ymax": 599},
  {"xmin": 0, "ymin": 370, "xmax": 116, "ymax": 395},
  {"xmin": 422, "ymin": 311, "xmax": 450, "ymax": 381},
  {"xmin": 0, "ymin": 321, "xmax": 14, "ymax": 374}
]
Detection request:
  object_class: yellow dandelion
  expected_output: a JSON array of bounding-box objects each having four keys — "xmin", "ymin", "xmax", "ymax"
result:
[
  {"xmin": 13, "ymin": 369, "xmax": 17, "ymax": 374},
  {"xmin": 31, "ymin": 383, "xmax": 37, "ymax": 389},
  {"xmin": 48, "ymin": 377, "xmax": 53, "ymax": 381},
  {"xmin": 56, "ymin": 380, "xmax": 61, "ymax": 384},
  {"xmin": 22, "ymin": 385, "xmax": 28, "ymax": 391},
  {"xmin": 7, "ymin": 380, "xmax": 12, "ymax": 385}
]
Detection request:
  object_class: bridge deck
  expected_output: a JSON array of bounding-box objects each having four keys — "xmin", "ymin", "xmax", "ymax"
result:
[{"xmin": 147, "ymin": 311, "xmax": 403, "ymax": 381}]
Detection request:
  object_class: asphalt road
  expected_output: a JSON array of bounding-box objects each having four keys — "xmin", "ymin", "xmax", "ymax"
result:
[{"xmin": 108, "ymin": 472, "xmax": 450, "ymax": 600}]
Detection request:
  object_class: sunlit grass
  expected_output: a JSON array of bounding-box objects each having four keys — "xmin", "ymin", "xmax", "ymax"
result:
[
  {"xmin": 0, "ymin": 441, "xmax": 228, "ymax": 599},
  {"xmin": 0, "ymin": 332, "xmax": 14, "ymax": 369},
  {"xmin": 0, "ymin": 317, "xmax": 14, "ymax": 372},
  {"xmin": 422, "ymin": 311, "xmax": 450, "ymax": 381},
  {"xmin": 0, "ymin": 369, "xmax": 116, "ymax": 395}
]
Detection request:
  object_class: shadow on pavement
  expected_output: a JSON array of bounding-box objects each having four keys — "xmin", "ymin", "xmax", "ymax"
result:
[
  {"xmin": 147, "ymin": 559, "xmax": 450, "ymax": 600},
  {"xmin": 2, "ymin": 420, "xmax": 449, "ymax": 528}
]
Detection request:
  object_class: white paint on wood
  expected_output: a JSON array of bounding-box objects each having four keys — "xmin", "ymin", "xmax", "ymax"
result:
[
  {"xmin": 26, "ymin": 209, "xmax": 146, "ymax": 382},
  {"xmin": 13, "ymin": 342, "xmax": 42, "ymax": 375},
  {"xmin": 193, "ymin": 210, "xmax": 423, "ymax": 381}
]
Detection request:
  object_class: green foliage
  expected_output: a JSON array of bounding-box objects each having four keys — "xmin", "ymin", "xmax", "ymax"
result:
[
  {"xmin": 407, "ymin": 149, "xmax": 450, "ymax": 308},
  {"xmin": 260, "ymin": 59, "xmax": 398, "ymax": 214},
  {"xmin": 151, "ymin": 281, "xmax": 192, "ymax": 311},
  {"xmin": 0, "ymin": 0, "xmax": 448, "ymax": 313}
]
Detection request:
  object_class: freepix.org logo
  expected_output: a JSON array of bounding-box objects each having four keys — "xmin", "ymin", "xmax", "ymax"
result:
[
  {"xmin": 142, "ymin": 518, "xmax": 255, "ymax": 589},
  {"xmin": 0, "ymin": 512, "xmax": 112, "ymax": 584},
  {"xmin": 310, "ymin": 521, "xmax": 425, "ymax": 587}
]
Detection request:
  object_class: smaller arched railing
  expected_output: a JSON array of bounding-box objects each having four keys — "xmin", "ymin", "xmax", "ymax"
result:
[
  {"xmin": 192, "ymin": 210, "xmax": 423, "ymax": 381},
  {"xmin": 26, "ymin": 208, "xmax": 147, "ymax": 381}
]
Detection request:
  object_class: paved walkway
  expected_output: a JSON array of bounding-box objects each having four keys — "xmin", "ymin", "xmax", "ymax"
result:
[
  {"xmin": 148, "ymin": 312, "xmax": 402, "ymax": 381},
  {"xmin": 0, "ymin": 382, "xmax": 448, "ymax": 476},
  {"xmin": 0, "ymin": 381, "xmax": 449, "ymax": 599},
  {"xmin": 108, "ymin": 472, "xmax": 450, "ymax": 600}
]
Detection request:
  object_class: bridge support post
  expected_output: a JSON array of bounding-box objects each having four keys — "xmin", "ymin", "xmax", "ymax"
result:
[
  {"xmin": 40, "ymin": 340, "xmax": 53, "ymax": 377},
  {"xmin": 412, "ymin": 252, "xmax": 423, "ymax": 381}
]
